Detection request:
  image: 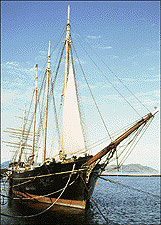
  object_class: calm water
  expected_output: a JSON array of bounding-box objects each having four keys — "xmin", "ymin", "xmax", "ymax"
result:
[{"xmin": 1, "ymin": 176, "xmax": 160, "ymax": 225}]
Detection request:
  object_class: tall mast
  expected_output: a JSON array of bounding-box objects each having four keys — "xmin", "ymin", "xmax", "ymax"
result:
[
  {"xmin": 61, "ymin": 5, "xmax": 71, "ymax": 157},
  {"xmin": 64, "ymin": 5, "xmax": 71, "ymax": 90},
  {"xmin": 31, "ymin": 64, "xmax": 38, "ymax": 165},
  {"xmin": 42, "ymin": 41, "xmax": 51, "ymax": 163},
  {"xmin": 17, "ymin": 98, "xmax": 26, "ymax": 164}
]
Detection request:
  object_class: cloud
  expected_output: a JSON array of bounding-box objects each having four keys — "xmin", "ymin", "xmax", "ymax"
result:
[
  {"xmin": 2, "ymin": 88, "xmax": 26, "ymax": 108},
  {"xmin": 74, "ymin": 58, "xmax": 86, "ymax": 65},
  {"xmin": 80, "ymin": 84, "xmax": 97, "ymax": 89},
  {"xmin": 39, "ymin": 50, "xmax": 47, "ymax": 56},
  {"xmin": 112, "ymin": 55, "xmax": 119, "ymax": 59},
  {"xmin": 2, "ymin": 61, "xmax": 35, "ymax": 77},
  {"xmin": 87, "ymin": 35, "xmax": 101, "ymax": 39},
  {"xmin": 122, "ymin": 74, "xmax": 159, "ymax": 84},
  {"xmin": 2, "ymin": 61, "xmax": 37, "ymax": 111},
  {"xmin": 99, "ymin": 46, "xmax": 112, "ymax": 50},
  {"xmin": 6, "ymin": 61, "xmax": 19, "ymax": 67},
  {"xmin": 129, "ymin": 89, "xmax": 160, "ymax": 110},
  {"xmin": 123, "ymin": 55, "xmax": 137, "ymax": 62},
  {"xmin": 136, "ymin": 89, "xmax": 159, "ymax": 98},
  {"xmin": 144, "ymin": 75, "xmax": 160, "ymax": 83},
  {"xmin": 103, "ymin": 94, "xmax": 124, "ymax": 103},
  {"xmin": 101, "ymin": 89, "xmax": 160, "ymax": 111},
  {"xmin": 122, "ymin": 77, "xmax": 136, "ymax": 83}
]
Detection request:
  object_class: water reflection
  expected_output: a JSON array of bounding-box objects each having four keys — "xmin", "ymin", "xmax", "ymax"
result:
[
  {"xmin": 4, "ymin": 198, "xmax": 104, "ymax": 225},
  {"xmin": 1, "ymin": 177, "xmax": 160, "ymax": 225}
]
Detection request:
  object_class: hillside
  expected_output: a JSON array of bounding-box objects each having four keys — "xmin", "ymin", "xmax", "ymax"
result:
[
  {"xmin": 1, "ymin": 161, "xmax": 11, "ymax": 169},
  {"xmin": 106, "ymin": 164, "xmax": 159, "ymax": 174}
]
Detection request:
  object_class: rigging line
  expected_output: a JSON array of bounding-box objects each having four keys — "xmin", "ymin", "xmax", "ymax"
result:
[
  {"xmin": 35, "ymin": 25, "xmax": 66, "ymax": 87},
  {"xmin": 87, "ymin": 118, "xmax": 143, "ymax": 151},
  {"xmin": 49, "ymin": 45, "xmax": 65, "ymax": 100},
  {"xmin": 70, "ymin": 45, "xmax": 88, "ymax": 151},
  {"xmin": 1, "ymin": 163, "xmax": 76, "ymax": 218},
  {"xmin": 50, "ymin": 42, "xmax": 65, "ymax": 77},
  {"xmin": 118, "ymin": 120, "xmax": 150, "ymax": 166},
  {"xmin": 35, "ymin": 85, "xmax": 46, "ymax": 142},
  {"xmin": 12, "ymin": 168, "xmax": 86, "ymax": 180},
  {"xmin": 9, "ymin": 30, "xmax": 65, "ymax": 159},
  {"xmin": 80, "ymin": 174, "xmax": 108, "ymax": 223},
  {"xmin": 49, "ymin": 117, "xmax": 145, "ymax": 159},
  {"xmin": 21, "ymin": 30, "xmax": 66, "ymax": 148},
  {"xmin": 71, "ymin": 29, "xmax": 142, "ymax": 118},
  {"xmin": 99, "ymin": 176, "xmax": 161, "ymax": 199},
  {"xmin": 23, "ymin": 90, "xmax": 35, "ymax": 131},
  {"xmin": 71, "ymin": 25, "xmax": 151, "ymax": 113},
  {"xmin": 71, "ymin": 42, "xmax": 113, "ymax": 142},
  {"xmin": 50, "ymin": 77, "xmax": 61, "ymax": 149},
  {"xmin": 51, "ymin": 43, "xmax": 65, "ymax": 88},
  {"xmin": 108, "ymin": 124, "xmax": 146, "ymax": 166},
  {"xmin": 47, "ymin": 44, "xmax": 65, "ymax": 149},
  {"xmin": 115, "ymin": 122, "xmax": 148, "ymax": 167},
  {"xmin": 30, "ymin": 75, "xmax": 47, "ymax": 159},
  {"xmin": 113, "ymin": 128, "xmax": 142, "ymax": 162},
  {"xmin": 1, "ymin": 175, "xmax": 78, "ymax": 201},
  {"xmin": 119, "ymin": 118, "xmax": 153, "ymax": 166},
  {"xmin": 50, "ymin": 25, "xmax": 66, "ymax": 58},
  {"xmin": 3, "ymin": 175, "xmax": 79, "ymax": 199}
]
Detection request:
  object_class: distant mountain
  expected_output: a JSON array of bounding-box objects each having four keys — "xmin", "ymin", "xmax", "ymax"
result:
[
  {"xmin": 106, "ymin": 164, "xmax": 159, "ymax": 174},
  {"xmin": 1, "ymin": 161, "xmax": 11, "ymax": 169}
]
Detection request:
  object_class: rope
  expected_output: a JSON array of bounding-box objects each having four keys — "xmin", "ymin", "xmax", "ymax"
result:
[
  {"xmin": 71, "ymin": 41, "xmax": 113, "ymax": 142},
  {"xmin": 80, "ymin": 174, "xmax": 108, "ymax": 223},
  {"xmin": 99, "ymin": 176, "xmax": 161, "ymax": 199},
  {"xmin": 71, "ymin": 25, "xmax": 150, "ymax": 114},
  {"xmin": 100, "ymin": 117, "xmax": 153, "ymax": 174},
  {"xmin": 119, "ymin": 118, "xmax": 153, "ymax": 166},
  {"xmin": 1, "ymin": 174, "xmax": 79, "ymax": 200},
  {"xmin": 71, "ymin": 28, "xmax": 142, "ymax": 118},
  {"xmin": 49, "ymin": 44, "xmax": 65, "ymax": 148},
  {"xmin": 70, "ymin": 45, "xmax": 88, "ymax": 152},
  {"xmin": 112, "ymin": 124, "xmax": 146, "ymax": 167},
  {"xmin": 11, "ymin": 167, "xmax": 86, "ymax": 180},
  {"xmin": 1, "ymin": 163, "xmax": 76, "ymax": 218},
  {"xmin": 12, "ymin": 28, "xmax": 66, "ymax": 163}
]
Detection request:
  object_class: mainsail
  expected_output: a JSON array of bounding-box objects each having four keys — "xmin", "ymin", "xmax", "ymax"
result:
[{"xmin": 62, "ymin": 64, "xmax": 86, "ymax": 155}]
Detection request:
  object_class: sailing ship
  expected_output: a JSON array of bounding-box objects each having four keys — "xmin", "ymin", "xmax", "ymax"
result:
[{"xmin": 6, "ymin": 5, "xmax": 158, "ymax": 211}]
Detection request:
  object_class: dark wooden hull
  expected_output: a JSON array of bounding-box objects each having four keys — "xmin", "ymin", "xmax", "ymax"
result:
[{"xmin": 9, "ymin": 156, "xmax": 101, "ymax": 211}]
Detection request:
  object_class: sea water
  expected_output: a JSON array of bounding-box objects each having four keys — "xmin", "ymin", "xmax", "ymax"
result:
[{"xmin": 1, "ymin": 176, "xmax": 160, "ymax": 225}]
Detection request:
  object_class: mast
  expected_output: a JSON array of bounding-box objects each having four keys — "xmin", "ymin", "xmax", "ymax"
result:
[
  {"xmin": 17, "ymin": 98, "xmax": 26, "ymax": 164},
  {"xmin": 61, "ymin": 5, "xmax": 71, "ymax": 157},
  {"xmin": 31, "ymin": 64, "xmax": 38, "ymax": 165},
  {"xmin": 64, "ymin": 5, "xmax": 71, "ymax": 90},
  {"xmin": 42, "ymin": 41, "xmax": 51, "ymax": 163}
]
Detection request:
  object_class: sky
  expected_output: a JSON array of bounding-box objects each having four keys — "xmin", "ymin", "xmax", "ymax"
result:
[{"xmin": 1, "ymin": 1, "xmax": 160, "ymax": 170}]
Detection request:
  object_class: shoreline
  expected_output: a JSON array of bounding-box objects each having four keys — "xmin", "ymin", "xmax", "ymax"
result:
[{"xmin": 100, "ymin": 174, "xmax": 160, "ymax": 177}]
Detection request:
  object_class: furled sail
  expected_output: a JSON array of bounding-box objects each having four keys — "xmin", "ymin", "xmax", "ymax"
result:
[{"xmin": 62, "ymin": 64, "xmax": 86, "ymax": 155}]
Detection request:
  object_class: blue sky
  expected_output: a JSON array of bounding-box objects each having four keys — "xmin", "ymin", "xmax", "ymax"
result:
[{"xmin": 1, "ymin": 1, "xmax": 160, "ymax": 170}]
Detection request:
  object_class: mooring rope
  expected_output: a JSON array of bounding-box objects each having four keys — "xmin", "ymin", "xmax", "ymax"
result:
[
  {"xmin": 1, "ymin": 164, "xmax": 76, "ymax": 218},
  {"xmin": 1, "ymin": 174, "xmax": 79, "ymax": 200},
  {"xmin": 99, "ymin": 176, "xmax": 161, "ymax": 199},
  {"xmin": 11, "ymin": 167, "xmax": 86, "ymax": 180},
  {"xmin": 80, "ymin": 174, "xmax": 108, "ymax": 223}
]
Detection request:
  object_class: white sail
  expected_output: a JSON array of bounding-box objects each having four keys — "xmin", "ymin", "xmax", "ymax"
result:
[{"xmin": 62, "ymin": 64, "xmax": 86, "ymax": 155}]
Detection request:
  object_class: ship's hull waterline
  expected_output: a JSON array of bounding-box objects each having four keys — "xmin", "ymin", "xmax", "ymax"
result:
[{"xmin": 9, "ymin": 156, "xmax": 101, "ymax": 211}]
